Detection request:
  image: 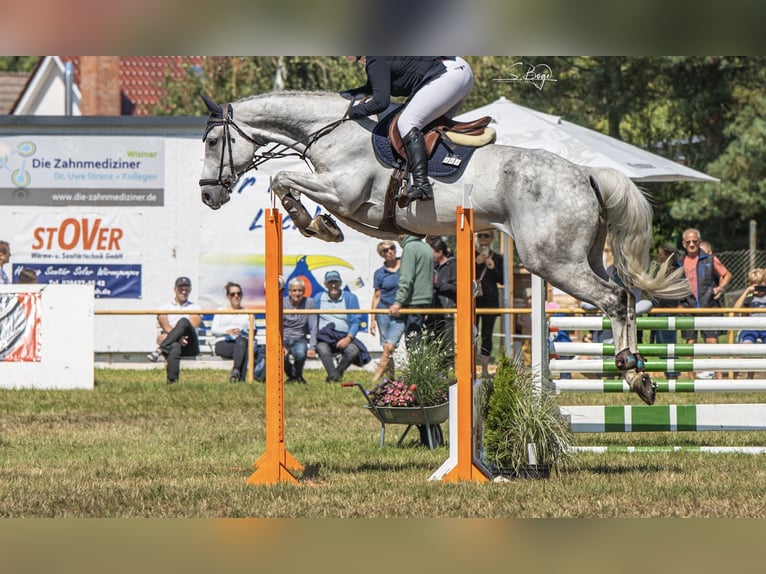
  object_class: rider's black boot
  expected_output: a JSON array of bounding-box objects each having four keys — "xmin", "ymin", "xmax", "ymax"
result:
[{"xmin": 402, "ymin": 127, "xmax": 433, "ymax": 204}]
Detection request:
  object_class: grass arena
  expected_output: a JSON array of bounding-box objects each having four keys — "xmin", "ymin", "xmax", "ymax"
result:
[{"xmin": 4, "ymin": 209, "xmax": 766, "ymax": 517}]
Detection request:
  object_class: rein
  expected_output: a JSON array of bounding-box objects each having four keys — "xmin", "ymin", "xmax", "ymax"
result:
[{"xmin": 198, "ymin": 102, "xmax": 351, "ymax": 190}]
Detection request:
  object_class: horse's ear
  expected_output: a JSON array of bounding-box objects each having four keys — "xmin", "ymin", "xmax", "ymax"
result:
[{"xmin": 201, "ymin": 93, "xmax": 222, "ymax": 117}]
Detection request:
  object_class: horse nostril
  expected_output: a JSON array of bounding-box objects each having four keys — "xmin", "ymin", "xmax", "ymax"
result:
[{"xmin": 202, "ymin": 192, "xmax": 212, "ymax": 205}]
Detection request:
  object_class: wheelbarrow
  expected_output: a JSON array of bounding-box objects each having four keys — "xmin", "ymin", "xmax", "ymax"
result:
[{"xmin": 342, "ymin": 382, "xmax": 449, "ymax": 450}]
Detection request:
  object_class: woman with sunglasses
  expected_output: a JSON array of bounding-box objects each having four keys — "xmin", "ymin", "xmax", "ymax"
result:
[
  {"xmin": 211, "ymin": 282, "xmax": 252, "ymax": 382},
  {"xmin": 475, "ymin": 230, "xmax": 504, "ymax": 377},
  {"xmin": 370, "ymin": 241, "xmax": 405, "ymax": 382}
]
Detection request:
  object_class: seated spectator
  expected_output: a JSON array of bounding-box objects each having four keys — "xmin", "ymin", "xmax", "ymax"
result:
[
  {"xmin": 152, "ymin": 276, "xmax": 202, "ymax": 385},
  {"xmin": 314, "ymin": 270, "xmax": 371, "ymax": 382},
  {"xmin": 283, "ymin": 278, "xmax": 317, "ymax": 384},
  {"xmin": 211, "ymin": 282, "xmax": 252, "ymax": 382}
]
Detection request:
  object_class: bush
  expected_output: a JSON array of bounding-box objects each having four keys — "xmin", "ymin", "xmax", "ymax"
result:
[{"xmin": 482, "ymin": 354, "xmax": 574, "ymax": 476}]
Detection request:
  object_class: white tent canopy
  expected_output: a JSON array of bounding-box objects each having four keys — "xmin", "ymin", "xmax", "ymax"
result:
[{"xmin": 456, "ymin": 96, "xmax": 718, "ymax": 183}]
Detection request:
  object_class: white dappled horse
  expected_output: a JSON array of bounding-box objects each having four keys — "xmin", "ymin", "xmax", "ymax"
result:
[{"xmin": 198, "ymin": 91, "xmax": 689, "ymax": 405}]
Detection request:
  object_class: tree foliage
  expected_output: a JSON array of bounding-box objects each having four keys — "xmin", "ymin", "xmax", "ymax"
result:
[{"xmin": 0, "ymin": 56, "xmax": 40, "ymax": 72}]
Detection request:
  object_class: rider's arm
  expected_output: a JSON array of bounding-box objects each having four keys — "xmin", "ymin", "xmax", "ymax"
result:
[{"xmin": 348, "ymin": 58, "xmax": 392, "ymax": 118}]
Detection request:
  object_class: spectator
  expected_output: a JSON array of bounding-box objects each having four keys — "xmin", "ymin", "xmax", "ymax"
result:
[
  {"xmin": 0, "ymin": 240, "xmax": 10, "ymax": 284},
  {"xmin": 390, "ymin": 233, "xmax": 434, "ymax": 344},
  {"xmin": 151, "ymin": 276, "xmax": 202, "ymax": 384},
  {"xmin": 314, "ymin": 270, "xmax": 370, "ymax": 382},
  {"xmin": 210, "ymin": 282, "xmax": 252, "ymax": 382},
  {"xmin": 678, "ymin": 228, "xmax": 732, "ymax": 379},
  {"xmin": 427, "ymin": 237, "xmax": 457, "ymax": 362},
  {"xmin": 283, "ymin": 277, "xmax": 317, "ymax": 384},
  {"xmin": 17, "ymin": 267, "xmax": 38, "ymax": 284},
  {"xmin": 370, "ymin": 240, "xmax": 405, "ymax": 382},
  {"xmin": 733, "ymin": 268, "xmax": 766, "ymax": 343},
  {"xmin": 475, "ymin": 230, "xmax": 504, "ymax": 377},
  {"xmin": 733, "ymin": 268, "xmax": 766, "ymax": 379}
]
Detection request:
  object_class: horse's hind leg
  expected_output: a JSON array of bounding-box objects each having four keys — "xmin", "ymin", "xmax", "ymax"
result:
[
  {"xmin": 539, "ymin": 262, "xmax": 655, "ymax": 405},
  {"xmin": 611, "ymin": 290, "xmax": 655, "ymax": 405}
]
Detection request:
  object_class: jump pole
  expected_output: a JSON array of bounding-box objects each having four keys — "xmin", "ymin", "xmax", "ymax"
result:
[
  {"xmin": 247, "ymin": 208, "xmax": 304, "ymax": 486},
  {"xmin": 436, "ymin": 199, "xmax": 490, "ymax": 483}
]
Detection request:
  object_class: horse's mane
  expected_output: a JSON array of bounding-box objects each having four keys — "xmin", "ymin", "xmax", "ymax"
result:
[{"xmin": 236, "ymin": 90, "xmax": 340, "ymax": 104}]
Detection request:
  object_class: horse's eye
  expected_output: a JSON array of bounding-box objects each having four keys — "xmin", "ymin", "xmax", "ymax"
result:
[{"xmin": 208, "ymin": 138, "xmax": 217, "ymax": 147}]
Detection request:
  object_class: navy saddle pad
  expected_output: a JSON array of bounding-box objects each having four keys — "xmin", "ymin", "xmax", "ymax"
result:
[{"xmin": 370, "ymin": 111, "xmax": 477, "ymax": 179}]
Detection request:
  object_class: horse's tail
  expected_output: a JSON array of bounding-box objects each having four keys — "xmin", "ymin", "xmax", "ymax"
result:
[{"xmin": 590, "ymin": 168, "xmax": 691, "ymax": 301}]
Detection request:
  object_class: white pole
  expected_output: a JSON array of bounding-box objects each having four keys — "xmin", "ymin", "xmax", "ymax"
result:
[{"xmin": 530, "ymin": 274, "xmax": 548, "ymax": 392}]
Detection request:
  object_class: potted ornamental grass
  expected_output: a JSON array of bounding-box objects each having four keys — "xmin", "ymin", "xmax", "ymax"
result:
[{"xmin": 482, "ymin": 354, "xmax": 574, "ymax": 478}]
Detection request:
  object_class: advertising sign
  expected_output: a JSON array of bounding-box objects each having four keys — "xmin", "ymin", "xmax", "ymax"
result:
[
  {"xmin": 12, "ymin": 212, "xmax": 144, "ymax": 298},
  {"xmin": 0, "ymin": 136, "xmax": 164, "ymax": 206}
]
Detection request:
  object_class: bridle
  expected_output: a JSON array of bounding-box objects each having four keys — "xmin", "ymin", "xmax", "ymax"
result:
[{"xmin": 198, "ymin": 101, "xmax": 350, "ymax": 192}]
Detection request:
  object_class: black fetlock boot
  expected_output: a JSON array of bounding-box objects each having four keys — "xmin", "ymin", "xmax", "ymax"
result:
[{"xmin": 402, "ymin": 127, "xmax": 433, "ymax": 204}]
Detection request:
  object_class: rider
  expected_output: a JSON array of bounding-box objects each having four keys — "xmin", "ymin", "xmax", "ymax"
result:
[{"xmin": 343, "ymin": 56, "xmax": 474, "ymax": 206}]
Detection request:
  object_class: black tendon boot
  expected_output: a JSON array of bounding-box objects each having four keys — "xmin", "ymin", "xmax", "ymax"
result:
[{"xmin": 402, "ymin": 127, "xmax": 433, "ymax": 204}]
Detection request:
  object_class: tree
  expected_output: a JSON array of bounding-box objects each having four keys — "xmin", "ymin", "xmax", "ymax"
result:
[{"xmin": 0, "ymin": 57, "xmax": 40, "ymax": 72}]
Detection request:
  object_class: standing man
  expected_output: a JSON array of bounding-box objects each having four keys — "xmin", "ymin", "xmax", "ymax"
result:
[
  {"xmin": 390, "ymin": 234, "xmax": 435, "ymax": 342},
  {"xmin": 428, "ymin": 237, "xmax": 457, "ymax": 360},
  {"xmin": 283, "ymin": 278, "xmax": 317, "ymax": 384},
  {"xmin": 155, "ymin": 276, "xmax": 202, "ymax": 384},
  {"xmin": 0, "ymin": 240, "xmax": 11, "ymax": 284},
  {"xmin": 679, "ymin": 228, "xmax": 731, "ymax": 379},
  {"xmin": 314, "ymin": 270, "xmax": 369, "ymax": 382}
]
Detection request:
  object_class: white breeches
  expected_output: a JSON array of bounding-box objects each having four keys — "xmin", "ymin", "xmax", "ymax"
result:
[{"xmin": 397, "ymin": 56, "xmax": 474, "ymax": 137}]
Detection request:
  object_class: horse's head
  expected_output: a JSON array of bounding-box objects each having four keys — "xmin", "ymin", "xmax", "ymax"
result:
[{"xmin": 198, "ymin": 94, "xmax": 266, "ymax": 210}]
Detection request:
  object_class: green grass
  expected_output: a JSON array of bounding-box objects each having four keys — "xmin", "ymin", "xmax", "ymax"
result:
[{"xmin": 1, "ymin": 367, "xmax": 766, "ymax": 517}]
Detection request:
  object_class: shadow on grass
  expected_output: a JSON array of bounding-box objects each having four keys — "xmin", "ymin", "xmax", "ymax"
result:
[{"xmin": 576, "ymin": 462, "xmax": 683, "ymax": 475}]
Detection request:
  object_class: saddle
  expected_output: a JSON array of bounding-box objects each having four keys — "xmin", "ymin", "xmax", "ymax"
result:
[
  {"xmin": 371, "ymin": 108, "xmax": 496, "ymax": 233},
  {"xmin": 388, "ymin": 111, "xmax": 495, "ymax": 162},
  {"xmin": 371, "ymin": 109, "xmax": 495, "ymax": 178}
]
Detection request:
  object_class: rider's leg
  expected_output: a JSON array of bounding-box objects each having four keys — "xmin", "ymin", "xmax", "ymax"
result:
[{"xmin": 402, "ymin": 127, "xmax": 433, "ymax": 202}]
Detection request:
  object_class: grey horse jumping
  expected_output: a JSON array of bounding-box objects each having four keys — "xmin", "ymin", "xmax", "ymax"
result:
[{"xmin": 198, "ymin": 91, "xmax": 689, "ymax": 404}]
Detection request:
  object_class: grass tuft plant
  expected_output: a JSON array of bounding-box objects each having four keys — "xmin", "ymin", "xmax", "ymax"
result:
[{"xmin": 482, "ymin": 354, "xmax": 574, "ymax": 477}]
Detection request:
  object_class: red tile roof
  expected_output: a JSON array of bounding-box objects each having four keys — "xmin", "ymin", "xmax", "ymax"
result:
[
  {"xmin": 61, "ymin": 56, "xmax": 206, "ymax": 115},
  {"xmin": 0, "ymin": 71, "xmax": 32, "ymax": 114}
]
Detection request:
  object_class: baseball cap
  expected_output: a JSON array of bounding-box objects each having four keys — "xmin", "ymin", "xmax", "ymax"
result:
[
  {"xmin": 175, "ymin": 276, "xmax": 192, "ymax": 288},
  {"xmin": 324, "ymin": 270, "xmax": 342, "ymax": 283}
]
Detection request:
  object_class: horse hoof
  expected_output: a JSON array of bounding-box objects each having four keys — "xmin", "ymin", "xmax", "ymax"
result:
[
  {"xmin": 306, "ymin": 214, "xmax": 344, "ymax": 242},
  {"xmin": 626, "ymin": 370, "xmax": 656, "ymax": 405},
  {"xmin": 280, "ymin": 194, "xmax": 313, "ymax": 228}
]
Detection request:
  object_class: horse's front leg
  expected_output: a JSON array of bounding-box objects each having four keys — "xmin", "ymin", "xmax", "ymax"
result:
[
  {"xmin": 271, "ymin": 171, "xmax": 346, "ymax": 243},
  {"xmin": 613, "ymin": 290, "xmax": 655, "ymax": 405}
]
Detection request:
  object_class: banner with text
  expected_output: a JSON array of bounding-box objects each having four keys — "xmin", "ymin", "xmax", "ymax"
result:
[
  {"xmin": 12, "ymin": 212, "xmax": 143, "ymax": 298},
  {"xmin": 0, "ymin": 136, "xmax": 164, "ymax": 206}
]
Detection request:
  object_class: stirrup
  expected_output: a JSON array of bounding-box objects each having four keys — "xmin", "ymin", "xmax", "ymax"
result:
[{"xmin": 397, "ymin": 184, "xmax": 433, "ymax": 208}]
